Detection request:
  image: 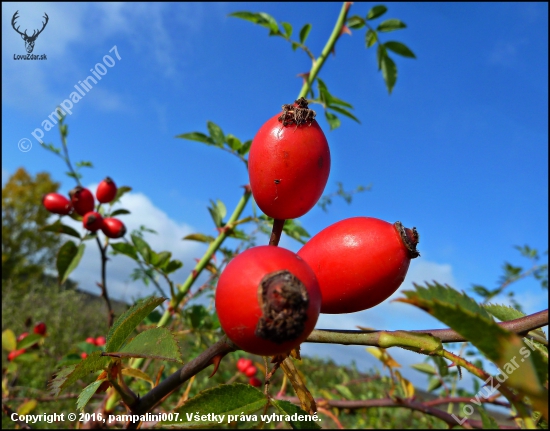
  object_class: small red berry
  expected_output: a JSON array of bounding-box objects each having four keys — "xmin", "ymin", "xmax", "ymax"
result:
[
  {"xmin": 96, "ymin": 177, "xmax": 117, "ymax": 204},
  {"xmin": 8, "ymin": 349, "xmax": 26, "ymax": 361},
  {"xmin": 101, "ymin": 218, "xmax": 126, "ymax": 239},
  {"xmin": 69, "ymin": 186, "xmax": 95, "ymax": 216},
  {"xmin": 85, "ymin": 337, "xmax": 97, "ymax": 345},
  {"xmin": 42, "ymin": 193, "xmax": 73, "ymax": 215},
  {"xmin": 83, "ymin": 212, "xmax": 104, "ymax": 232},
  {"xmin": 237, "ymin": 358, "xmax": 253, "ymax": 373},
  {"xmin": 95, "ymin": 336, "xmax": 106, "ymax": 346},
  {"xmin": 17, "ymin": 332, "xmax": 29, "ymax": 342},
  {"xmin": 249, "ymin": 377, "xmax": 262, "ymax": 387},
  {"xmin": 33, "ymin": 322, "xmax": 47, "ymax": 335},
  {"xmin": 81, "ymin": 352, "xmax": 88, "ymax": 359},
  {"xmin": 244, "ymin": 366, "xmax": 257, "ymax": 377}
]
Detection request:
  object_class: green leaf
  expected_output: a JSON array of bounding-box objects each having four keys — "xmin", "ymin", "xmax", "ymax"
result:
[
  {"xmin": 258, "ymin": 12, "xmax": 280, "ymax": 34},
  {"xmin": 272, "ymin": 399, "xmax": 322, "ymax": 429},
  {"xmin": 485, "ymin": 303, "xmax": 547, "ymax": 340},
  {"xmin": 398, "ymin": 282, "xmax": 548, "ymax": 401},
  {"xmin": 281, "ymin": 22, "xmax": 292, "ymax": 38},
  {"xmin": 17, "ymin": 334, "xmax": 42, "ymax": 350},
  {"xmin": 165, "ymin": 383, "xmax": 267, "ymax": 426},
  {"xmin": 478, "ymin": 407, "xmax": 499, "ymax": 429},
  {"xmin": 40, "ymin": 142, "xmax": 62, "ymax": 155},
  {"xmin": 176, "ymin": 132, "xmax": 215, "ymax": 145},
  {"xmin": 291, "ymin": 41, "xmax": 300, "ymax": 51},
  {"xmin": 377, "ymin": 19, "xmax": 407, "ymax": 32},
  {"xmin": 110, "ymin": 209, "xmax": 130, "ymax": 217},
  {"xmin": 42, "ymin": 221, "xmax": 81, "ymax": 239},
  {"xmin": 207, "ymin": 121, "xmax": 225, "ymax": 147},
  {"xmin": 77, "ymin": 380, "xmax": 105, "ymax": 411},
  {"xmin": 115, "ymin": 327, "xmax": 182, "ymax": 362},
  {"xmin": 75, "ymin": 161, "xmax": 93, "ymax": 168},
  {"xmin": 432, "ymin": 356, "xmax": 449, "ymax": 377},
  {"xmin": 131, "ymin": 234, "xmax": 152, "ymax": 263},
  {"xmin": 384, "ymin": 41, "xmax": 416, "ymax": 58},
  {"xmin": 367, "ymin": 5, "xmax": 388, "ymax": 20},
  {"xmin": 105, "ymin": 296, "xmax": 166, "ymax": 353},
  {"xmin": 376, "ymin": 44, "xmax": 386, "ymax": 70},
  {"xmin": 164, "ymin": 259, "xmax": 183, "ymax": 274},
  {"xmin": 427, "ymin": 376, "xmax": 442, "ymax": 392},
  {"xmin": 2, "ymin": 329, "xmax": 16, "ymax": 352},
  {"xmin": 49, "ymin": 351, "xmax": 109, "ymax": 397},
  {"xmin": 299, "ymin": 23, "xmax": 312, "ymax": 45},
  {"xmin": 183, "ymin": 233, "xmax": 216, "ymax": 243},
  {"xmin": 347, "ymin": 15, "xmax": 365, "ymax": 30},
  {"xmin": 334, "ymin": 384, "xmax": 354, "ymax": 399},
  {"xmin": 154, "ymin": 251, "xmax": 172, "ymax": 269},
  {"xmin": 208, "ymin": 199, "xmax": 226, "ymax": 227},
  {"xmin": 328, "ymin": 105, "xmax": 360, "ymax": 123},
  {"xmin": 111, "ymin": 186, "xmax": 132, "ymax": 204},
  {"xmin": 237, "ymin": 140, "xmax": 252, "ymax": 155},
  {"xmin": 381, "ymin": 54, "xmax": 398, "ymax": 94},
  {"xmin": 110, "ymin": 242, "xmax": 139, "ymax": 260},
  {"xmin": 57, "ymin": 241, "xmax": 85, "ymax": 285},
  {"xmin": 225, "ymin": 134, "xmax": 242, "ymax": 151},
  {"xmin": 324, "ymin": 111, "xmax": 341, "ymax": 131},
  {"xmin": 411, "ymin": 363, "xmax": 437, "ymax": 375},
  {"xmin": 228, "ymin": 11, "xmax": 263, "ymax": 24}
]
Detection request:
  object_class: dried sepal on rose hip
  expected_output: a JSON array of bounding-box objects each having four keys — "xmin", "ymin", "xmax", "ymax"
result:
[
  {"xmin": 96, "ymin": 177, "xmax": 117, "ymax": 204},
  {"xmin": 42, "ymin": 193, "xmax": 73, "ymax": 215},
  {"xmin": 298, "ymin": 217, "xmax": 420, "ymax": 314},
  {"xmin": 215, "ymin": 246, "xmax": 321, "ymax": 356},
  {"xmin": 248, "ymin": 98, "xmax": 330, "ymax": 220},
  {"xmin": 69, "ymin": 186, "xmax": 95, "ymax": 216}
]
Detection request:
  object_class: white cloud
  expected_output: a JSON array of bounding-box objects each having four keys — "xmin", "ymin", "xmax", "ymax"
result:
[
  {"xmin": 488, "ymin": 39, "xmax": 528, "ymax": 67},
  {"xmin": 61, "ymin": 186, "xmax": 204, "ymax": 302}
]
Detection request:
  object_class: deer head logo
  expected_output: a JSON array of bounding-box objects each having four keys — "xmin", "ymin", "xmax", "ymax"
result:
[{"xmin": 12, "ymin": 11, "xmax": 49, "ymax": 54}]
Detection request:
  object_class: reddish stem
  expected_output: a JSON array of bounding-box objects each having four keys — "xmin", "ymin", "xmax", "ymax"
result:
[{"xmin": 269, "ymin": 219, "xmax": 286, "ymax": 246}]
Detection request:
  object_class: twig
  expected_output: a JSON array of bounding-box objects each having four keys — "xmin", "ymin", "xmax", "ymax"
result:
[
  {"xmin": 269, "ymin": 219, "xmax": 285, "ymax": 246},
  {"xmin": 2, "ymin": 403, "xmax": 32, "ymax": 429},
  {"xmin": 96, "ymin": 236, "xmax": 114, "ymax": 327}
]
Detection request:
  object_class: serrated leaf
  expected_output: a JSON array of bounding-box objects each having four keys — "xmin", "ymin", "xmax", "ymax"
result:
[
  {"xmin": 237, "ymin": 140, "xmax": 252, "ymax": 155},
  {"xmin": 365, "ymin": 28, "xmax": 377, "ymax": 48},
  {"xmin": 122, "ymin": 368, "xmax": 154, "ymax": 386},
  {"xmin": 112, "ymin": 328, "xmax": 183, "ymax": 363},
  {"xmin": 367, "ymin": 5, "xmax": 388, "ymax": 20},
  {"xmin": 384, "ymin": 41, "xmax": 416, "ymax": 58},
  {"xmin": 299, "ymin": 23, "xmax": 312, "ymax": 45},
  {"xmin": 281, "ymin": 22, "xmax": 292, "ymax": 38},
  {"xmin": 105, "ymin": 296, "xmax": 166, "ymax": 353},
  {"xmin": 411, "ymin": 363, "xmax": 437, "ymax": 375},
  {"xmin": 77, "ymin": 380, "xmax": 105, "ymax": 411},
  {"xmin": 57, "ymin": 241, "xmax": 85, "ymax": 284},
  {"xmin": 17, "ymin": 333, "xmax": 42, "ymax": 350},
  {"xmin": 225, "ymin": 134, "xmax": 242, "ymax": 151},
  {"xmin": 377, "ymin": 18, "xmax": 407, "ymax": 32},
  {"xmin": 165, "ymin": 384, "xmax": 267, "ymax": 426},
  {"xmin": 110, "ymin": 208, "xmax": 130, "ymax": 217},
  {"xmin": 478, "ymin": 407, "xmax": 499, "ymax": 429},
  {"xmin": 164, "ymin": 259, "xmax": 183, "ymax": 274},
  {"xmin": 42, "ymin": 221, "xmax": 81, "ymax": 239},
  {"xmin": 398, "ymin": 282, "xmax": 548, "ymax": 403},
  {"xmin": 131, "ymin": 234, "xmax": 152, "ymax": 263},
  {"xmin": 176, "ymin": 132, "xmax": 215, "ymax": 145},
  {"xmin": 183, "ymin": 233, "xmax": 216, "ymax": 243},
  {"xmin": 2, "ymin": 329, "xmax": 16, "ymax": 352},
  {"xmin": 110, "ymin": 242, "xmax": 139, "ymax": 260},
  {"xmin": 376, "ymin": 43, "xmax": 386, "ymax": 70},
  {"xmin": 328, "ymin": 105, "xmax": 360, "ymax": 123},
  {"xmin": 347, "ymin": 15, "xmax": 365, "ymax": 30},
  {"xmin": 324, "ymin": 111, "xmax": 341, "ymax": 130},
  {"xmin": 207, "ymin": 121, "xmax": 225, "ymax": 147},
  {"xmin": 49, "ymin": 351, "xmax": 109, "ymax": 397},
  {"xmin": 484, "ymin": 303, "xmax": 547, "ymax": 340},
  {"xmin": 272, "ymin": 400, "xmax": 321, "ymax": 429},
  {"xmin": 112, "ymin": 186, "xmax": 132, "ymax": 205}
]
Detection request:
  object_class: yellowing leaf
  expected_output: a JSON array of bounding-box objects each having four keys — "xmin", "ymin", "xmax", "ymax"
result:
[
  {"xmin": 122, "ymin": 368, "xmax": 154, "ymax": 387},
  {"xmin": 2, "ymin": 329, "xmax": 16, "ymax": 352},
  {"xmin": 366, "ymin": 347, "xmax": 401, "ymax": 369},
  {"xmin": 17, "ymin": 399, "xmax": 37, "ymax": 416}
]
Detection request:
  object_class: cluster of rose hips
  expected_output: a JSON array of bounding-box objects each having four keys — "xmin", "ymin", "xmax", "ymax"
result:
[
  {"xmin": 215, "ymin": 98, "xmax": 419, "ymax": 359},
  {"xmin": 42, "ymin": 177, "xmax": 126, "ymax": 239},
  {"xmin": 7, "ymin": 322, "xmax": 47, "ymax": 361},
  {"xmin": 80, "ymin": 335, "xmax": 106, "ymax": 359},
  {"xmin": 237, "ymin": 358, "xmax": 262, "ymax": 387}
]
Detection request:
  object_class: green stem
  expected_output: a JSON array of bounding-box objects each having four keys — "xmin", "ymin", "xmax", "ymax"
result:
[{"xmin": 297, "ymin": 2, "xmax": 351, "ymax": 99}]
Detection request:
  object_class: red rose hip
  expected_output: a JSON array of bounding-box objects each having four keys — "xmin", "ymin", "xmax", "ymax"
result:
[
  {"xmin": 42, "ymin": 193, "xmax": 73, "ymax": 215},
  {"xmin": 248, "ymin": 98, "xmax": 330, "ymax": 220},
  {"xmin": 95, "ymin": 336, "xmax": 106, "ymax": 346},
  {"xmin": 96, "ymin": 177, "xmax": 117, "ymax": 203},
  {"xmin": 249, "ymin": 377, "xmax": 262, "ymax": 387},
  {"xmin": 8, "ymin": 349, "xmax": 26, "ymax": 361},
  {"xmin": 83, "ymin": 212, "xmax": 103, "ymax": 232},
  {"xmin": 101, "ymin": 218, "xmax": 126, "ymax": 238},
  {"xmin": 69, "ymin": 186, "xmax": 95, "ymax": 216},
  {"xmin": 237, "ymin": 358, "xmax": 253, "ymax": 373},
  {"xmin": 298, "ymin": 217, "xmax": 419, "ymax": 314},
  {"xmin": 215, "ymin": 246, "xmax": 321, "ymax": 356},
  {"xmin": 33, "ymin": 322, "xmax": 47, "ymax": 335}
]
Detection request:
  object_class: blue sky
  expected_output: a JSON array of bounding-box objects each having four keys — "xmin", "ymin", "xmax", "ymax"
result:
[{"xmin": 2, "ymin": 3, "xmax": 548, "ymax": 387}]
